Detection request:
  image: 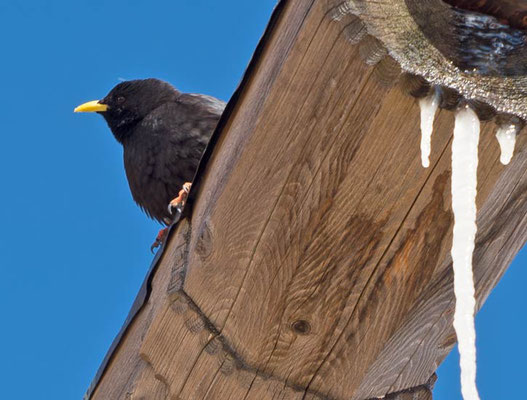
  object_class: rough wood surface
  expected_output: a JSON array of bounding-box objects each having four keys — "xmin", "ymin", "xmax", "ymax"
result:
[{"xmin": 88, "ymin": 0, "xmax": 527, "ymax": 399}]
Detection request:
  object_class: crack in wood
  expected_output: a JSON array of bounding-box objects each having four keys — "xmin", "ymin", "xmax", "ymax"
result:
[{"xmin": 299, "ymin": 121, "xmax": 453, "ymax": 400}]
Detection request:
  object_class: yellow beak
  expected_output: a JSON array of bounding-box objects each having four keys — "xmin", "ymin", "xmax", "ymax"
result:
[{"xmin": 74, "ymin": 100, "xmax": 109, "ymax": 113}]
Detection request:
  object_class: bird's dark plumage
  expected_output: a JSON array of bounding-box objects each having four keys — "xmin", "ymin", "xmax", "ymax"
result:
[{"xmin": 78, "ymin": 78, "xmax": 225, "ymax": 223}]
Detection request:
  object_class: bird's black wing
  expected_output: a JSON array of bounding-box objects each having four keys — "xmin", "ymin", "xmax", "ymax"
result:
[
  {"xmin": 177, "ymin": 93, "xmax": 226, "ymax": 116},
  {"xmin": 123, "ymin": 95, "xmax": 225, "ymax": 223}
]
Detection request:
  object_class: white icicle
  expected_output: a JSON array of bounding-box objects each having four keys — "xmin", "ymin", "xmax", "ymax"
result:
[
  {"xmin": 495, "ymin": 123, "xmax": 519, "ymax": 165},
  {"xmin": 451, "ymin": 105, "xmax": 481, "ymax": 400},
  {"xmin": 419, "ymin": 89, "xmax": 440, "ymax": 168}
]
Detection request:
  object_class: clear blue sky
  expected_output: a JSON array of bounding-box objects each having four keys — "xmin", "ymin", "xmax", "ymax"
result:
[{"xmin": 0, "ymin": 1, "xmax": 524, "ymax": 399}]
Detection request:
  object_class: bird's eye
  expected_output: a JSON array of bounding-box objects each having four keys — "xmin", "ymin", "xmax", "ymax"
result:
[{"xmin": 117, "ymin": 96, "xmax": 125, "ymax": 104}]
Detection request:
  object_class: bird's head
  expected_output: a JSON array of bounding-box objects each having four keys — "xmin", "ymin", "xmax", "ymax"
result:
[{"xmin": 74, "ymin": 78, "xmax": 180, "ymax": 143}]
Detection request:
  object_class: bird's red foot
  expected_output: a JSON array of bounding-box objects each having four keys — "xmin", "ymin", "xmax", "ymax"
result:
[
  {"xmin": 151, "ymin": 227, "xmax": 169, "ymax": 253},
  {"xmin": 168, "ymin": 182, "xmax": 192, "ymax": 215}
]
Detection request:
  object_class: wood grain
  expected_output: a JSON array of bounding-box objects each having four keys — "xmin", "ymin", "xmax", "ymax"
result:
[
  {"xmin": 88, "ymin": 0, "xmax": 527, "ymax": 398},
  {"xmin": 91, "ymin": 219, "xmax": 190, "ymax": 399}
]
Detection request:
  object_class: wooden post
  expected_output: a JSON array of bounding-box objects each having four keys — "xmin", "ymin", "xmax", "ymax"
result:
[{"xmin": 85, "ymin": 1, "xmax": 527, "ymax": 399}]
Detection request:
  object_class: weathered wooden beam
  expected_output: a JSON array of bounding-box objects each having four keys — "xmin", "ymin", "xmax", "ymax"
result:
[{"xmin": 86, "ymin": 0, "xmax": 527, "ymax": 399}]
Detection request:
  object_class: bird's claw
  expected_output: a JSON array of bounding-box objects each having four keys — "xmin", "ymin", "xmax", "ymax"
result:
[
  {"xmin": 168, "ymin": 182, "xmax": 192, "ymax": 215},
  {"xmin": 150, "ymin": 240, "xmax": 162, "ymax": 254},
  {"xmin": 151, "ymin": 227, "xmax": 169, "ymax": 253}
]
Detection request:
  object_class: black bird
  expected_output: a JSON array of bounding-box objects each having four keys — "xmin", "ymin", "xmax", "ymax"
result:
[{"xmin": 75, "ymin": 78, "xmax": 225, "ymax": 249}]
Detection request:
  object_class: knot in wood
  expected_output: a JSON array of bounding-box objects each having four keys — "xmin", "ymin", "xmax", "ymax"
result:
[
  {"xmin": 196, "ymin": 221, "xmax": 213, "ymax": 259},
  {"xmin": 291, "ymin": 319, "xmax": 311, "ymax": 335}
]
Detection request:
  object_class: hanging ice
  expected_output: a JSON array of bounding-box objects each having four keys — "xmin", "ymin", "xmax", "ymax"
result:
[
  {"xmin": 451, "ymin": 105, "xmax": 481, "ymax": 400},
  {"xmin": 419, "ymin": 89, "xmax": 440, "ymax": 168},
  {"xmin": 496, "ymin": 123, "xmax": 519, "ymax": 165}
]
